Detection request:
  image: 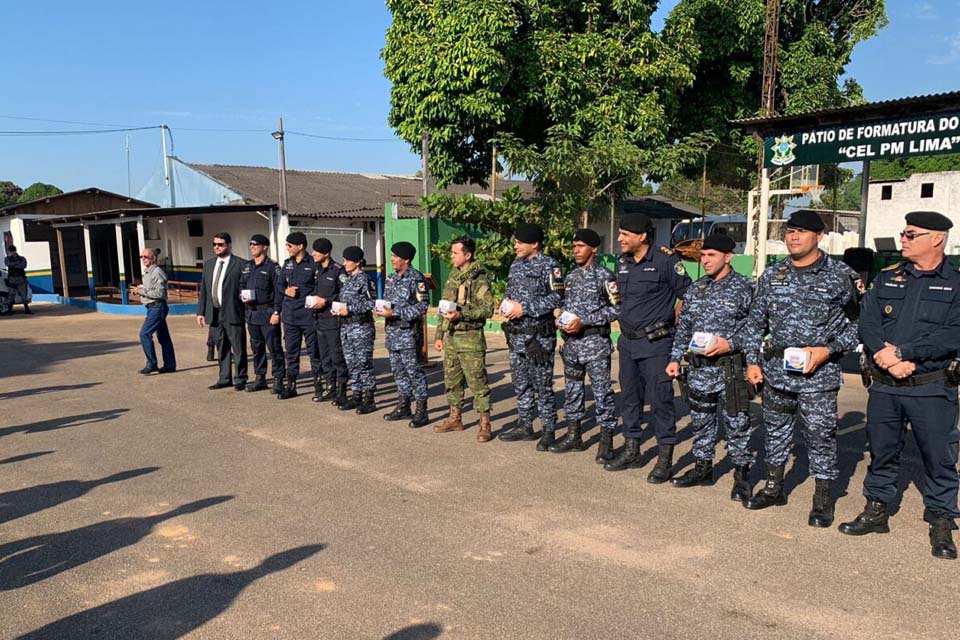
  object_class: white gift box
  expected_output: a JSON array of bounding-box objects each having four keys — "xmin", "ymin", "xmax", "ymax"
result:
[
  {"xmin": 688, "ymin": 332, "xmax": 718, "ymax": 354},
  {"xmin": 438, "ymin": 299, "xmax": 459, "ymax": 314},
  {"xmin": 305, "ymin": 295, "xmax": 320, "ymax": 309},
  {"xmin": 499, "ymin": 300, "xmax": 517, "ymax": 316},
  {"xmin": 558, "ymin": 311, "xmax": 578, "ymax": 327},
  {"xmin": 240, "ymin": 289, "xmax": 254, "ymax": 303},
  {"xmin": 331, "ymin": 301, "xmax": 345, "ymax": 314},
  {"xmin": 375, "ymin": 299, "xmax": 392, "ymax": 314},
  {"xmin": 783, "ymin": 347, "xmax": 809, "ymax": 373}
]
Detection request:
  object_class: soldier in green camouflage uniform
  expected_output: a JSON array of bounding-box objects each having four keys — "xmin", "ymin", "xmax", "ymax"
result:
[{"xmin": 433, "ymin": 237, "xmax": 495, "ymax": 442}]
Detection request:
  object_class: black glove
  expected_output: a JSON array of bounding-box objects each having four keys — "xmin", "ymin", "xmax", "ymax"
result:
[{"xmin": 524, "ymin": 337, "xmax": 549, "ymax": 367}]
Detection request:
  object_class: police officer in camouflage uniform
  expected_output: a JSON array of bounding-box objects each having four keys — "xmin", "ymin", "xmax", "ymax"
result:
[
  {"xmin": 308, "ymin": 238, "xmax": 348, "ymax": 403},
  {"xmin": 433, "ymin": 236, "xmax": 495, "ymax": 442},
  {"xmin": 841, "ymin": 211, "xmax": 959, "ymax": 560},
  {"xmin": 549, "ymin": 229, "xmax": 620, "ymax": 459},
  {"xmin": 666, "ymin": 234, "xmax": 754, "ymax": 500},
  {"xmin": 498, "ymin": 223, "xmax": 564, "ymax": 450},
  {"xmin": 4, "ymin": 245, "xmax": 31, "ymax": 314},
  {"xmin": 378, "ymin": 241, "xmax": 431, "ymax": 428},
  {"xmin": 239, "ymin": 234, "xmax": 285, "ymax": 393},
  {"xmin": 276, "ymin": 232, "xmax": 320, "ymax": 400},
  {"xmin": 741, "ymin": 210, "xmax": 861, "ymax": 527},
  {"xmin": 335, "ymin": 246, "xmax": 378, "ymax": 413}
]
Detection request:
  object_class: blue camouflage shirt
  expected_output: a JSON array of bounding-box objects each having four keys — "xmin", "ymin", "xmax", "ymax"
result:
[
  {"xmin": 383, "ymin": 266, "xmax": 429, "ymax": 350},
  {"xmin": 561, "ymin": 261, "xmax": 620, "ymax": 328}
]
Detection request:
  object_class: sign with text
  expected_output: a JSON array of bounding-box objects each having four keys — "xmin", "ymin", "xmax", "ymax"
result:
[{"xmin": 764, "ymin": 112, "xmax": 960, "ymax": 168}]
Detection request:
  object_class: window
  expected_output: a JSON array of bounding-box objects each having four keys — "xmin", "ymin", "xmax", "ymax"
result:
[
  {"xmin": 187, "ymin": 219, "xmax": 204, "ymax": 237},
  {"xmin": 881, "ymin": 185, "xmax": 892, "ymax": 200},
  {"xmin": 195, "ymin": 246, "xmax": 203, "ymax": 268},
  {"xmin": 921, "ymin": 183, "xmax": 934, "ymax": 198}
]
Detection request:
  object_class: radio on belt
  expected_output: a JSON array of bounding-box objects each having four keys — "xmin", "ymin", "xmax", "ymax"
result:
[
  {"xmin": 783, "ymin": 347, "xmax": 809, "ymax": 373},
  {"xmin": 438, "ymin": 299, "xmax": 460, "ymax": 315},
  {"xmin": 688, "ymin": 332, "xmax": 718, "ymax": 354}
]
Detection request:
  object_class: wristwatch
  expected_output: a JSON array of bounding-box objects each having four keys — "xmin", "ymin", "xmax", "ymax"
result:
[{"xmin": 894, "ymin": 345, "xmax": 902, "ymax": 360}]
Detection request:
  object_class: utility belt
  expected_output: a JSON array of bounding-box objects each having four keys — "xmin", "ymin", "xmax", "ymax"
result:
[
  {"xmin": 861, "ymin": 358, "xmax": 959, "ymax": 388},
  {"xmin": 448, "ymin": 321, "xmax": 484, "ymax": 333},
  {"xmin": 621, "ymin": 320, "xmax": 672, "ymax": 343},
  {"xmin": 340, "ymin": 312, "xmax": 374, "ymax": 326},
  {"xmin": 144, "ymin": 300, "xmax": 165, "ymax": 309},
  {"xmin": 562, "ymin": 325, "xmax": 611, "ymax": 341},
  {"xmin": 502, "ymin": 317, "xmax": 555, "ymax": 338},
  {"xmin": 385, "ymin": 317, "xmax": 421, "ymax": 330},
  {"xmin": 679, "ymin": 352, "xmax": 752, "ymax": 417},
  {"xmin": 251, "ymin": 303, "xmax": 272, "ymax": 311},
  {"xmin": 687, "ymin": 351, "xmax": 741, "ymax": 368}
]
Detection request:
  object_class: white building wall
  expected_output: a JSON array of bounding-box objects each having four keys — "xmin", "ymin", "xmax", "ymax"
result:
[
  {"xmin": 144, "ymin": 212, "xmax": 273, "ymax": 276},
  {"xmin": 866, "ymin": 171, "xmax": 960, "ymax": 251}
]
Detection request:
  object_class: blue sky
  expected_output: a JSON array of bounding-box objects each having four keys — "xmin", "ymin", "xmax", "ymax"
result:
[{"xmin": 2, "ymin": 1, "xmax": 959, "ymax": 197}]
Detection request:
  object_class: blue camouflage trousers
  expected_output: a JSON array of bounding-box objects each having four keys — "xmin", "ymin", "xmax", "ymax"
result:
[
  {"xmin": 508, "ymin": 334, "xmax": 557, "ymax": 431},
  {"xmin": 687, "ymin": 389, "xmax": 752, "ymax": 465},
  {"xmin": 761, "ymin": 385, "xmax": 838, "ymax": 480},
  {"xmin": 560, "ymin": 335, "xmax": 616, "ymax": 430},
  {"xmin": 389, "ymin": 348, "xmax": 428, "ymax": 401},
  {"xmin": 340, "ymin": 323, "xmax": 376, "ymax": 392}
]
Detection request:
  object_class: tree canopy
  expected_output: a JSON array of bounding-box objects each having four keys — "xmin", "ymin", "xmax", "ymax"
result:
[
  {"xmin": 17, "ymin": 182, "xmax": 63, "ymax": 204},
  {"xmin": 0, "ymin": 181, "xmax": 23, "ymax": 208}
]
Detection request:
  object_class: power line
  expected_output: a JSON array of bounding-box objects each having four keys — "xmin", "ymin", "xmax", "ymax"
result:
[
  {"xmin": 0, "ymin": 114, "xmax": 140, "ymax": 128},
  {"xmin": 0, "ymin": 126, "xmax": 161, "ymax": 137},
  {"xmin": 287, "ymin": 130, "xmax": 399, "ymax": 142}
]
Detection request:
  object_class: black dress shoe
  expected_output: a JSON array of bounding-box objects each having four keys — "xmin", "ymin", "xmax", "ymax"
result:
[
  {"xmin": 139, "ymin": 366, "xmax": 159, "ymax": 375},
  {"xmin": 208, "ymin": 381, "xmax": 233, "ymax": 390},
  {"xmin": 929, "ymin": 518, "xmax": 958, "ymax": 560},
  {"xmin": 158, "ymin": 367, "xmax": 176, "ymax": 374}
]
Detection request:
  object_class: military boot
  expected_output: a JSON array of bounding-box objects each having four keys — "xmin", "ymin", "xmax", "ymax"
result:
[
  {"xmin": 435, "ymin": 406, "xmax": 464, "ymax": 433},
  {"xmin": 671, "ymin": 458, "xmax": 714, "ymax": 488},
  {"xmin": 277, "ymin": 378, "xmax": 298, "ymax": 400},
  {"xmin": 604, "ymin": 437, "xmax": 641, "ymax": 472},
  {"xmin": 549, "ymin": 420, "xmax": 584, "ymax": 453},
  {"xmin": 929, "ymin": 518, "xmax": 958, "ymax": 560},
  {"xmin": 384, "ymin": 396, "xmax": 412, "ymax": 421},
  {"xmin": 206, "ymin": 345, "xmax": 216, "ymax": 362},
  {"xmin": 356, "ymin": 390, "xmax": 378, "ymax": 415},
  {"xmin": 332, "ymin": 381, "xmax": 348, "ymax": 407},
  {"xmin": 246, "ymin": 375, "xmax": 268, "ymax": 393},
  {"xmin": 477, "ymin": 413, "xmax": 492, "ymax": 443},
  {"xmin": 595, "ymin": 429, "xmax": 615, "ymax": 464},
  {"xmin": 408, "ymin": 400, "xmax": 429, "ymax": 428},
  {"xmin": 311, "ymin": 376, "xmax": 324, "ymax": 402},
  {"xmin": 498, "ymin": 422, "xmax": 538, "ymax": 442},
  {"xmin": 744, "ymin": 464, "xmax": 787, "ymax": 510},
  {"xmin": 808, "ymin": 479, "xmax": 835, "ymax": 528},
  {"xmin": 319, "ymin": 376, "xmax": 337, "ymax": 401},
  {"xmin": 731, "ymin": 464, "xmax": 752, "ymax": 502},
  {"xmin": 838, "ymin": 500, "xmax": 889, "ymax": 536},
  {"xmin": 536, "ymin": 429, "xmax": 556, "ymax": 452},
  {"xmin": 271, "ymin": 376, "xmax": 284, "ymax": 395},
  {"xmin": 338, "ymin": 388, "xmax": 361, "ymax": 411},
  {"xmin": 647, "ymin": 445, "xmax": 675, "ymax": 484}
]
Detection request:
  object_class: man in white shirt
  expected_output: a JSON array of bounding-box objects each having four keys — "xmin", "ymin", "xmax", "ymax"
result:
[{"xmin": 197, "ymin": 232, "xmax": 248, "ymax": 390}]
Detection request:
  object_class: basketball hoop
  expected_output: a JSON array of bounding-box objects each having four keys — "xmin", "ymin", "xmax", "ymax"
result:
[{"xmin": 799, "ymin": 184, "xmax": 825, "ymax": 205}]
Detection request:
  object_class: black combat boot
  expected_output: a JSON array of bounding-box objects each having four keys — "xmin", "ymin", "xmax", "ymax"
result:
[
  {"xmin": 338, "ymin": 388, "xmax": 361, "ymax": 411},
  {"xmin": 595, "ymin": 429, "xmax": 615, "ymax": 464},
  {"xmin": 384, "ymin": 396, "xmax": 412, "ymax": 421},
  {"xmin": 311, "ymin": 376, "xmax": 324, "ymax": 402},
  {"xmin": 838, "ymin": 500, "xmax": 889, "ymax": 536},
  {"xmin": 408, "ymin": 399, "xmax": 429, "ymax": 428},
  {"xmin": 744, "ymin": 464, "xmax": 787, "ymax": 510},
  {"xmin": 647, "ymin": 445, "xmax": 675, "ymax": 484},
  {"xmin": 498, "ymin": 422, "xmax": 538, "ymax": 442},
  {"xmin": 277, "ymin": 378, "xmax": 298, "ymax": 400},
  {"xmin": 356, "ymin": 390, "xmax": 378, "ymax": 415},
  {"xmin": 206, "ymin": 345, "xmax": 216, "ymax": 362},
  {"xmin": 808, "ymin": 479, "xmax": 835, "ymax": 528},
  {"xmin": 549, "ymin": 420, "xmax": 583, "ymax": 453},
  {"xmin": 731, "ymin": 464, "xmax": 752, "ymax": 502},
  {"xmin": 604, "ymin": 437, "xmax": 641, "ymax": 472},
  {"xmin": 246, "ymin": 375, "xmax": 268, "ymax": 392},
  {"xmin": 271, "ymin": 376, "xmax": 284, "ymax": 395},
  {"xmin": 319, "ymin": 376, "xmax": 336, "ymax": 401},
  {"xmin": 929, "ymin": 518, "xmax": 958, "ymax": 560},
  {"xmin": 332, "ymin": 381, "xmax": 348, "ymax": 407},
  {"xmin": 671, "ymin": 458, "xmax": 714, "ymax": 488},
  {"xmin": 536, "ymin": 429, "xmax": 556, "ymax": 452}
]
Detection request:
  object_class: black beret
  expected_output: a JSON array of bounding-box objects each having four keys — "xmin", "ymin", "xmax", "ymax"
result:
[
  {"xmin": 312, "ymin": 238, "xmax": 333, "ymax": 254},
  {"xmin": 619, "ymin": 213, "xmax": 653, "ymax": 234},
  {"xmin": 905, "ymin": 210, "xmax": 953, "ymax": 231},
  {"xmin": 514, "ymin": 222, "xmax": 545, "ymax": 244},
  {"xmin": 391, "ymin": 241, "xmax": 416, "ymax": 261},
  {"xmin": 286, "ymin": 231, "xmax": 307, "ymax": 246},
  {"xmin": 342, "ymin": 245, "xmax": 364, "ymax": 262},
  {"xmin": 786, "ymin": 210, "xmax": 825, "ymax": 232},
  {"xmin": 701, "ymin": 233, "xmax": 736, "ymax": 253},
  {"xmin": 250, "ymin": 234, "xmax": 270, "ymax": 246},
  {"xmin": 573, "ymin": 228, "xmax": 602, "ymax": 248}
]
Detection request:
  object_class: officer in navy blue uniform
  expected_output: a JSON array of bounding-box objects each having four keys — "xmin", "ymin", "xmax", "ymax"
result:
[
  {"xmin": 275, "ymin": 232, "xmax": 320, "ymax": 400},
  {"xmin": 239, "ymin": 234, "xmax": 285, "ymax": 393},
  {"xmin": 606, "ymin": 213, "xmax": 692, "ymax": 481},
  {"xmin": 841, "ymin": 211, "xmax": 960, "ymax": 560},
  {"xmin": 308, "ymin": 238, "xmax": 348, "ymax": 404}
]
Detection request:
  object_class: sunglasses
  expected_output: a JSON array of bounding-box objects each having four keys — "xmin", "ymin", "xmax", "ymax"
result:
[
  {"xmin": 249, "ymin": 242, "xmax": 262, "ymax": 247},
  {"xmin": 212, "ymin": 242, "xmax": 227, "ymax": 247},
  {"xmin": 900, "ymin": 230, "xmax": 931, "ymax": 240}
]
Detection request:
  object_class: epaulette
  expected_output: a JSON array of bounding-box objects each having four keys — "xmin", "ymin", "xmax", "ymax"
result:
[
  {"xmin": 659, "ymin": 246, "xmax": 674, "ymax": 256},
  {"xmin": 881, "ymin": 262, "xmax": 901, "ymax": 272}
]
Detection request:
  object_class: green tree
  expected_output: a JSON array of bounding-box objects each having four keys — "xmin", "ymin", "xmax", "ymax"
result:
[
  {"xmin": 17, "ymin": 182, "xmax": 63, "ymax": 203},
  {"xmin": 656, "ymin": 176, "xmax": 747, "ymax": 214},
  {"xmin": 0, "ymin": 181, "xmax": 23, "ymax": 208},
  {"xmin": 870, "ymin": 153, "xmax": 960, "ymax": 181}
]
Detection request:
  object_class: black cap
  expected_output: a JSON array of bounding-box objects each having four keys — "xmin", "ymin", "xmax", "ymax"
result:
[
  {"xmin": 286, "ymin": 231, "xmax": 307, "ymax": 247},
  {"xmin": 514, "ymin": 222, "xmax": 545, "ymax": 244},
  {"xmin": 342, "ymin": 245, "xmax": 364, "ymax": 262},
  {"xmin": 391, "ymin": 241, "xmax": 416, "ymax": 261},
  {"xmin": 250, "ymin": 234, "xmax": 270, "ymax": 246},
  {"xmin": 701, "ymin": 233, "xmax": 736, "ymax": 253},
  {"xmin": 312, "ymin": 238, "xmax": 333, "ymax": 254},
  {"xmin": 786, "ymin": 210, "xmax": 825, "ymax": 232},
  {"xmin": 6, "ymin": 245, "xmax": 15, "ymax": 252},
  {"xmin": 619, "ymin": 213, "xmax": 653, "ymax": 234},
  {"xmin": 573, "ymin": 228, "xmax": 602, "ymax": 248},
  {"xmin": 905, "ymin": 210, "xmax": 953, "ymax": 231}
]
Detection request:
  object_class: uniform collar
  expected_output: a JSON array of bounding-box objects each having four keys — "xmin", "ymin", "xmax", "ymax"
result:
[
  {"xmin": 619, "ymin": 249, "xmax": 652, "ymax": 264},
  {"xmin": 787, "ymin": 250, "xmax": 827, "ymax": 273},
  {"xmin": 906, "ymin": 256, "xmax": 951, "ymax": 279}
]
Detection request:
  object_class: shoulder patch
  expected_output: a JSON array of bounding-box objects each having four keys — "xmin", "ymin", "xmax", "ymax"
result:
[
  {"xmin": 549, "ymin": 267, "xmax": 564, "ymax": 293},
  {"xmin": 604, "ymin": 280, "xmax": 621, "ymax": 306},
  {"xmin": 660, "ymin": 246, "xmax": 673, "ymax": 256},
  {"xmin": 415, "ymin": 280, "xmax": 428, "ymax": 303},
  {"xmin": 339, "ymin": 274, "xmax": 348, "ymax": 283},
  {"xmin": 674, "ymin": 262, "xmax": 686, "ymax": 276}
]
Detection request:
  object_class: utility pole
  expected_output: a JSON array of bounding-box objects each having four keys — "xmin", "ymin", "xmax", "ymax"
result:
[
  {"xmin": 421, "ymin": 130, "xmax": 430, "ymax": 206},
  {"xmin": 161, "ymin": 124, "xmax": 176, "ymax": 207},
  {"xmin": 125, "ymin": 134, "xmax": 132, "ymax": 196},
  {"xmin": 490, "ymin": 144, "xmax": 497, "ymax": 200},
  {"xmin": 752, "ymin": 0, "xmax": 780, "ymax": 275},
  {"xmin": 272, "ymin": 118, "xmax": 289, "ymax": 214}
]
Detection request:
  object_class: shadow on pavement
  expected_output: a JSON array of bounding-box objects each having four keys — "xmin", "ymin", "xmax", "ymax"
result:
[
  {"xmin": 0, "ymin": 451, "xmax": 55, "ymax": 465},
  {"xmin": 0, "ymin": 467, "xmax": 160, "ymax": 525},
  {"xmin": 0, "ymin": 409, "xmax": 130, "ymax": 439},
  {"xmin": 0, "ymin": 383, "xmax": 101, "ymax": 401},
  {"xmin": 384, "ymin": 623, "xmax": 444, "ymax": 640},
  {"xmin": 14, "ymin": 544, "xmax": 326, "ymax": 640},
  {"xmin": 0, "ymin": 338, "xmax": 138, "ymax": 378},
  {"xmin": 0, "ymin": 496, "xmax": 234, "ymax": 591}
]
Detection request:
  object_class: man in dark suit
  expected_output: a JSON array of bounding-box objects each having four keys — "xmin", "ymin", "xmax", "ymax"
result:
[{"xmin": 197, "ymin": 232, "xmax": 248, "ymax": 390}]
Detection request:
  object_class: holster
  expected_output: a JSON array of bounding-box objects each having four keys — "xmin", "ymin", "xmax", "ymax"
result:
[
  {"xmin": 859, "ymin": 352, "xmax": 873, "ymax": 389},
  {"xmin": 722, "ymin": 353, "xmax": 751, "ymax": 417},
  {"xmin": 677, "ymin": 364, "xmax": 690, "ymax": 404}
]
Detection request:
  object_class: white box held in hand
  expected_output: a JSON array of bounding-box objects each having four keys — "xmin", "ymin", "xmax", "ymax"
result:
[
  {"xmin": 688, "ymin": 332, "xmax": 718, "ymax": 354},
  {"xmin": 499, "ymin": 300, "xmax": 518, "ymax": 316},
  {"xmin": 240, "ymin": 289, "xmax": 254, "ymax": 303},
  {"xmin": 438, "ymin": 299, "xmax": 459, "ymax": 314},
  {"xmin": 558, "ymin": 311, "xmax": 578, "ymax": 327},
  {"xmin": 375, "ymin": 299, "xmax": 392, "ymax": 314},
  {"xmin": 331, "ymin": 301, "xmax": 345, "ymax": 315},
  {"xmin": 783, "ymin": 347, "xmax": 809, "ymax": 373},
  {"xmin": 305, "ymin": 295, "xmax": 320, "ymax": 309}
]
